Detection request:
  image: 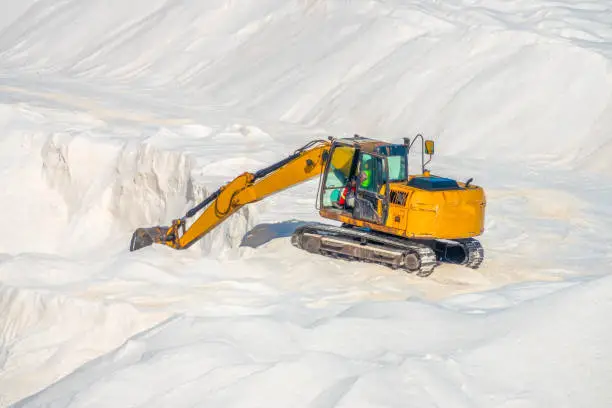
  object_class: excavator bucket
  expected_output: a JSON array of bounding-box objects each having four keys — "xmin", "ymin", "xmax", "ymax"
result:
[{"xmin": 129, "ymin": 226, "xmax": 171, "ymax": 251}]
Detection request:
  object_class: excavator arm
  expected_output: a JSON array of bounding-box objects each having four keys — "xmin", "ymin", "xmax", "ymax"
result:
[{"xmin": 129, "ymin": 139, "xmax": 332, "ymax": 251}]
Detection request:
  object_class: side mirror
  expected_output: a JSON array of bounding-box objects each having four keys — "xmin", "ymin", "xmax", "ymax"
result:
[{"xmin": 425, "ymin": 140, "xmax": 435, "ymax": 155}]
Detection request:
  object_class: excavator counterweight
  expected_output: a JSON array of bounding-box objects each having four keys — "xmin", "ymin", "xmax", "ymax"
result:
[{"xmin": 129, "ymin": 135, "xmax": 486, "ymax": 277}]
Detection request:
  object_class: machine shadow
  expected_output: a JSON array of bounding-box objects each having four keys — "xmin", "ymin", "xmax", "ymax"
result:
[{"xmin": 240, "ymin": 220, "xmax": 313, "ymax": 248}]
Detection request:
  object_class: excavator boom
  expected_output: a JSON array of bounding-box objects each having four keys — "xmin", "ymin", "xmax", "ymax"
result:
[{"xmin": 130, "ymin": 139, "xmax": 331, "ymax": 251}]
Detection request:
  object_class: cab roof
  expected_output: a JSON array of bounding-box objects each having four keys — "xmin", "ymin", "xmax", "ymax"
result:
[{"xmin": 334, "ymin": 135, "xmax": 402, "ymax": 154}]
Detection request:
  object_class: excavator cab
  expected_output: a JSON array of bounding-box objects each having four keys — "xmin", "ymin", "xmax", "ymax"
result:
[
  {"xmin": 319, "ymin": 137, "xmax": 415, "ymax": 227},
  {"xmin": 320, "ymin": 140, "xmax": 391, "ymax": 225}
]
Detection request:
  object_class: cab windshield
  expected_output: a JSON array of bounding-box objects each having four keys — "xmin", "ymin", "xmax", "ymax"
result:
[{"xmin": 376, "ymin": 144, "xmax": 407, "ymax": 182}]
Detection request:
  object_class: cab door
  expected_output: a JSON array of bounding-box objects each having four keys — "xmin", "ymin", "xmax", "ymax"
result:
[
  {"xmin": 352, "ymin": 152, "xmax": 389, "ymax": 225},
  {"xmin": 318, "ymin": 142, "xmax": 357, "ymax": 211}
]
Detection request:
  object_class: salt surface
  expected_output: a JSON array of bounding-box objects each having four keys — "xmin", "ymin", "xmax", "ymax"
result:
[{"xmin": 0, "ymin": 0, "xmax": 611, "ymax": 406}]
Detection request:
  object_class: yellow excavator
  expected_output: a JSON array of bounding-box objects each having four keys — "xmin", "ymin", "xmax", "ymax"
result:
[{"xmin": 130, "ymin": 134, "xmax": 486, "ymax": 277}]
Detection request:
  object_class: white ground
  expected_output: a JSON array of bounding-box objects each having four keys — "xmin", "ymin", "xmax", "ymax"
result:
[{"xmin": 1, "ymin": 1, "xmax": 612, "ymax": 407}]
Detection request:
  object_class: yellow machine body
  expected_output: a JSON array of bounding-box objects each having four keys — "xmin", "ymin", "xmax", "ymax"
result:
[{"xmin": 320, "ymin": 180, "xmax": 485, "ymax": 240}]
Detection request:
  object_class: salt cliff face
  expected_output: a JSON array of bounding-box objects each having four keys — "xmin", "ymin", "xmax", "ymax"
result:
[
  {"xmin": 39, "ymin": 134, "xmax": 200, "ymax": 252},
  {"xmin": 1, "ymin": 104, "xmax": 257, "ymax": 256}
]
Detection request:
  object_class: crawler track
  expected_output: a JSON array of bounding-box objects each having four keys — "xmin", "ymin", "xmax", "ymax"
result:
[
  {"xmin": 291, "ymin": 223, "xmax": 438, "ymax": 277},
  {"xmin": 291, "ymin": 223, "xmax": 484, "ymax": 277}
]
